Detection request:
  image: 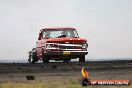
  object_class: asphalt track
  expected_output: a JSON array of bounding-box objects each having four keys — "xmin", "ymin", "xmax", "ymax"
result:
[{"xmin": 0, "ymin": 60, "xmax": 132, "ymax": 82}]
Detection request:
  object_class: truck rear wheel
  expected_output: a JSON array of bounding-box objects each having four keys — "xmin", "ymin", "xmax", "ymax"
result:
[
  {"xmin": 28, "ymin": 57, "xmax": 37, "ymax": 63},
  {"xmin": 31, "ymin": 58, "xmax": 37, "ymax": 63},
  {"xmin": 79, "ymin": 55, "xmax": 85, "ymax": 62},
  {"xmin": 28, "ymin": 52, "xmax": 38, "ymax": 63}
]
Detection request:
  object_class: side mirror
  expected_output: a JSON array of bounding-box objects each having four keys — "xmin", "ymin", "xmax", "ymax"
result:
[{"xmin": 38, "ymin": 37, "xmax": 41, "ymax": 40}]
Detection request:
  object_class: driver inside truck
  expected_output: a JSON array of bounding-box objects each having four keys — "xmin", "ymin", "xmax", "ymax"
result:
[
  {"xmin": 61, "ymin": 30, "xmax": 67, "ymax": 37},
  {"xmin": 61, "ymin": 30, "xmax": 75, "ymax": 38}
]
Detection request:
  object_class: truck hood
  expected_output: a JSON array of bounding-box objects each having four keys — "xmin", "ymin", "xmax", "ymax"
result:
[{"xmin": 46, "ymin": 38, "xmax": 87, "ymax": 43}]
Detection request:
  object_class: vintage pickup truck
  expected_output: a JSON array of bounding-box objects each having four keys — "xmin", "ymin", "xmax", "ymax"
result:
[{"xmin": 28, "ymin": 27, "xmax": 88, "ymax": 63}]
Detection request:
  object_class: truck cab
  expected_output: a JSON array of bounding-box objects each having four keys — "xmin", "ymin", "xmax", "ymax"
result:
[{"xmin": 28, "ymin": 27, "xmax": 88, "ymax": 63}]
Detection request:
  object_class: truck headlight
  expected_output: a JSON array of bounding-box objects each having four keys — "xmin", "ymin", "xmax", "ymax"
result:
[
  {"xmin": 82, "ymin": 43, "xmax": 88, "ymax": 49},
  {"xmin": 46, "ymin": 44, "xmax": 51, "ymax": 48},
  {"xmin": 46, "ymin": 43, "xmax": 59, "ymax": 50}
]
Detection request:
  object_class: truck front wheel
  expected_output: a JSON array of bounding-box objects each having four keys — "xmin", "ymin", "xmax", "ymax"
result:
[
  {"xmin": 42, "ymin": 55, "xmax": 49, "ymax": 63},
  {"xmin": 79, "ymin": 55, "xmax": 85, "ymax": 62}
]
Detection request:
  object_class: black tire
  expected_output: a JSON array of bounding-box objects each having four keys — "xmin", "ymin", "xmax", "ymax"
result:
[
  {"xmin": 28, "ymin": 52, "xmax": 38, "ymax": 64},
  {"xmin": 42, "ymin": 55, "xmax": 49, "ymax": 63},
  {"xmin": 28, "ymin": 54, "xmax": 32, "ymax": 63},
  {"xmin": 31, "ymin": 58, "xmax": 37, "ymax": 63},
  {"xmin": 28, "ymin": 57, "xmax": 36, "ymax": 64},
  {"xmin": 79, "ymin": 55, "xmax": 85, "ymax": 62}
]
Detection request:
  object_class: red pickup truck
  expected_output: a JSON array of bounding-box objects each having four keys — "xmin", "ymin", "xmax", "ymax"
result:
[{"xmin": 28, "ymin": 27, "xmax": 88, "ymax": 63}]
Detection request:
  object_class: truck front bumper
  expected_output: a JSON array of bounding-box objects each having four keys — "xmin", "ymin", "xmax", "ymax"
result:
[{"xmin": 44, "ymin": 51, "xmax": 88, "ymax": 56}]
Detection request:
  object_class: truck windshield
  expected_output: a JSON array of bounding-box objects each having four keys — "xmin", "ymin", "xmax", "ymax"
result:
[{"xmin": 43, "ymin": 29, "xmax": 79, "ymax": 38}]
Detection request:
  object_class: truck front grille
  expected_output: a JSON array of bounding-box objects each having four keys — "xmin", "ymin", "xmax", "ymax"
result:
[
  {"xmin": 59, "ymin": 44, "xmax": 82, "ymax": 51},
  {"xmin": 46, "ymin": 43, "xmax": 83, "ymax": 51}
]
